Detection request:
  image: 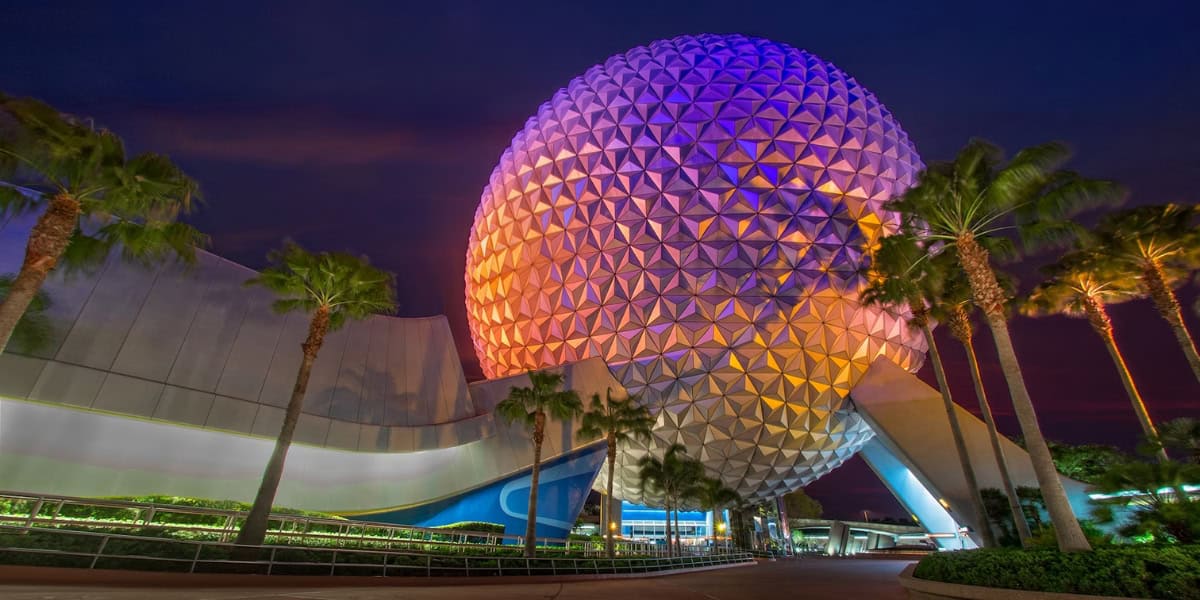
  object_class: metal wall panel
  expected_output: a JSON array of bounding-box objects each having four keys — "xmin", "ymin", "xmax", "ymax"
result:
[
  {"xmin": 56, "ymin": 259, "xmax": 157, "ymax": 370},
  {"xmin": 300, "ymin": 326, "xmax": 349, "ymax": 417},
  {"xmin": 327, "ymin": 319, "xmax": 370, "ymax": 423},
  {"xmin": 29, "ymin": 361, "xmax": 106, "ymax": 408},
  {"xmin": 92, "ymin": 373, "xmax": 164, "ymax": 417},
  {"xmin": 166, "ymin": 259, "xmax": 252, "ymax": 392},
  {"xmin": 110, "ymin": 262, "xmax": 207, "ymax": 381},
  {"xmin": 215, "ymin": 285, "xmax": 285, "ymax": 401},
  {"xmin": 203, "ymin": 395, "xmax": 258, "ymax": 433},
  {"xmin": 255, "ymin": 312, "xmax": 308, "ymax": 408},
  {"xmin": 359, "ymin": 315, "xmax": 392, "ymax": 426},
  {"xmin": 0, "ymin": 354, "xmax": 47, "ymax": 399},
  {"xmin": 152, "ymin": 387, "xmax": 215, "ymax": 427}
]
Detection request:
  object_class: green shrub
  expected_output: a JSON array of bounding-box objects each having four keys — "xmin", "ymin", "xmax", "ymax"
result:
[
  {"xmin": 430, "ymin": 521, "xmax": 504, "ymax": 534},
  {"xmin": 913, "ymin": 546, "xmax": 1200, "ymax": 599}
]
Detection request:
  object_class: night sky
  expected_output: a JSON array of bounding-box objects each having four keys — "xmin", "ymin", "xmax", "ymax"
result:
[{"xmin": 3, "ymin": 0, "xmax": 1198, "ymax": 520}]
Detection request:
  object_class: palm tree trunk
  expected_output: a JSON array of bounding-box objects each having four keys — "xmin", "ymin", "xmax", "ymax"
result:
[
  {"xmin": 1082, "ymin": 298, "xmax": 1168, "ymax": 462},
  {"xmin": 958, "ymin": 234, "xmax": 1091, "ymax": 552},
  {"xmin": 605, "ymin": 434, "xmax": 617, "ymax": 558},
  {"xmin": 0, "ymin": 194, "xmax": 80, "ymax": 352},
  {"xmin": 235, "ymin": 307, "xmax": 330, "ymax": 553},
  {"xmin": 1144, "ymin": 262, "xmax": 1200, "ymax": 384},
  {"xmin": 959, "ymin": 331, "xmax": 1033, "ymax": 546},
  {"xmin": 663, "ymin": 498, "xmax": 673, "ymax": 557},
  {"xmin": 919, "ymin": 320, "xmax": 996, "ymax": 548},
  {"xmin": 523, "ymin": 410, "xmax": 545, "ymax": 558},
  {"xmin": 674, "ymin": 504, "xmax": 681, "ymax": 555}
]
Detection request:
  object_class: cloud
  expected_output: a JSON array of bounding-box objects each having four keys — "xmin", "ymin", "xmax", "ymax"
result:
[{"xmin": 120, "ymin": 106, "xmax": 515, "ymax": 168}]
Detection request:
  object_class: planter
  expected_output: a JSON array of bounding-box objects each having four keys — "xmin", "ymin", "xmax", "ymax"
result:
[{"xmin": 898, "ymin": 563, "xmax": 1135, "ymax": 600}]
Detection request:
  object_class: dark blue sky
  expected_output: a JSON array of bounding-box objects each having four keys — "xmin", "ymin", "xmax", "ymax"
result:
[{"xmin": 3, "ymin": 0, "xmax": 1198, "ymax": 519}]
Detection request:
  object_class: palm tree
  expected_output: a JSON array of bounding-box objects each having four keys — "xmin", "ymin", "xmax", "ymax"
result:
[
  {"xmin": 234, "ymin": 242, "xmax": 397, "ymax": 552},
  {"xmin": 577, "ymin": 388, "xmax": 655, "ymax": 558},
  {"xmin": 861, "ymin": 233, "xmax": 996, "ymax": 548},
  {"xmin": 689, "ymin": 477, "xmax": 740, "ymax": 551},
  {"xmin": 933, "ymin": 257, "xmax": 1033, "ymax": 546},
  {"xmin": 1093, "ymin": 204, "xmax": 1200, "ymax": 384},
  {"xmin": 888, "ymin": 139, "xmax": 1125, "ymax": 552},
  {"xmin": 0, "ymin": 95, "xmax": 206, "ymax": 352},
  {"xmin": 1024, "ymin": 249, "xmax": 1167, "ymax": 462},
  {"xmin": 1157, "ymin": 418, "xmax": 1200, "ymax": 464},
  {"xmin": 0, "ymin": 274, "xmax": 54, "ymax": 354},
  {"xmin": 636, "ymin": 443, "xmax": 703, "ymax": 556},
  {"xmin": 496, "ymin": 369, "xmax": 583, "ymax": 558}
]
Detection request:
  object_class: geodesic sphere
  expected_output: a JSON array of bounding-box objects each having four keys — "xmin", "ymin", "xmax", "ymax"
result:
[{"xmin": 465, "ymin": 34, "xmax": 927, "ymax": 502}]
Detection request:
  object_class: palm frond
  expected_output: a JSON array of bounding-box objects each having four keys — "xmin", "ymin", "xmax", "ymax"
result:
[{"xmin": 246, "ymin": 241, "xmax": 398, "ymax": 332}]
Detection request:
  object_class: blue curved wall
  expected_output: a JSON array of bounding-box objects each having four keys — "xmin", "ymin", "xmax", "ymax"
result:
[{"xmin": 346, "ymin": 441, "xmax": 607, "ymax": 541}]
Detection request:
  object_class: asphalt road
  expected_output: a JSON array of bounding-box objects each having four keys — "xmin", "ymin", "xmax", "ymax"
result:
[{"xmin": 0, "ymin": 558, "xmax": 914, "ymax": 600}]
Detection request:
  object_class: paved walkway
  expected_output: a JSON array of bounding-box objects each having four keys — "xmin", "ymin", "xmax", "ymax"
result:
[{"xmin": 0, "ymin": 558, "xmax": 913, "ymax": 599}]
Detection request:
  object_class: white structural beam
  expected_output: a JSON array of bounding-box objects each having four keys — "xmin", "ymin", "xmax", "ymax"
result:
[{"xmin": 851, "ymin": 358, "xmax": 1093, "ymax": 548}]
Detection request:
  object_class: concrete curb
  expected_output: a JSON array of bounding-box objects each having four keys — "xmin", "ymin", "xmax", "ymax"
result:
[
  {"xmin": 0, "ymin": 560, "xmax": 754, "ymax": 588},
  {"xmin": 897, "ymin": 563, "xmax": 1134, "ymax": 600}
]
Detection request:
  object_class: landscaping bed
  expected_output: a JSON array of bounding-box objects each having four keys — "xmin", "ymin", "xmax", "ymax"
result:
[
  {"xmin": 911, "ymin": 546, "xmax": 1200, "ymax": 599},
  {"xmin": 0, "ymin": 527, "xmax": 734, "ymax": 577}
]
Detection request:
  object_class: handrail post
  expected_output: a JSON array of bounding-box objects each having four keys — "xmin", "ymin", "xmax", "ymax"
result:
[
  {"xmin": 426, "ymin": 553, "xmax": 432, "ymax": 577},
  {"xmin": 190, "ymin": 543, "xmax": 202, "ymax": 573},
  {"xmin": 89, "ymin": 536, "xmax": 109, "ymax": 569},
  {"xmin": 49, "ymin": 499, "xmax": 65, "ymax": 525},
  {"xmin": 23, "ymin": 498, "xmax": 44, "ymax": 532},
  {"xmin": 330, "ymin": 549, "xmax": 337, "ymax": 576},
  {"xmin": 267, "ymin": 547, "xmax": 277, "ymax": 575}
]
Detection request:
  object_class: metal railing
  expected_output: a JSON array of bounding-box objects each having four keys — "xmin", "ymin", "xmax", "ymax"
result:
[
  {"xmin": 0, "ymin": 491, "xmax": 675, "ymax": 557},
  {"xmin": 0, "ymin": 524, "xmax": 753, "ymax": 577}
]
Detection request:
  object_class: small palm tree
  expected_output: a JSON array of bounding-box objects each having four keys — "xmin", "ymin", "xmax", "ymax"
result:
[
  {"xmin": 1024, "ymin": 250, "xmax": 1166, "ymax": 462},
  {"xmin": 932, "ymin": 258, "xmax": 1033, "ymax": 546},
  {"xmin": 889, "ymin": 139, "xmax": 1124, "ymax": 552},
  {"xmin": 689, "ymin": 477, "xmax": 740, "ymax": 550},
  {"xmin": 1093, "ymin": 204, "xmax": 1200, "ymax": 384},
  {"xmin": 0, "ymin": 274, "xmax": 54, "ymax": 354},
  {"xmin": 235, "ymin": 242, "xmax": 397, "ymax": 551},
  {"xmin": 0, "ymin": 95, "xmax": 206, "ymax": 352},
  {"xmin": 861, "ymin": 233, "xmax": 996, "ymax": 547},
  {"xmin": 636, "ymin": 443, "xmax": 703, "ymax": 557},
  {"xmin": 496, "ymin": 369, "xmax": 583, "ymax": 558},
  {"xmin": 577, "ymin": 388, "xmax": 654, "ymax": 558},
  {"xmin": 1156, "ymin": 418, "xmax": 1199, "ymax": 464}
]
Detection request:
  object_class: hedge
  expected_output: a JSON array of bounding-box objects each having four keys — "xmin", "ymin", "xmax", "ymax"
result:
[
  {"xmin": 913, "ymin": 546, "xmax": 1200, "ymax": 599},
  {"xmin": 0, "ymin": 528, "xmax": 661, "ymax": 575}
]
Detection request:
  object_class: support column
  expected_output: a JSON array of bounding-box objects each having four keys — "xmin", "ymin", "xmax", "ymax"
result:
[
  {"xmin": 775, "ymin": 495, "xmax": 792, "ymax": 555},
  {"xmin": 826, "ymin": 521, "xmax": 850, "ymax": 556}
]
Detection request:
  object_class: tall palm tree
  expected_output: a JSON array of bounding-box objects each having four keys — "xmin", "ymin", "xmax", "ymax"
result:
[
  {"xmin": 689, "ymin": 477, "xmax": 740, "ymax": 550},
  {"xmin": 888, "ymin": 139, "xmax": 1125, "ymax": 552},
  {"xmin": 0, "ymin": 274, "xmax": 54, "ymax": 354},
  {"xmin": 861, "ymin": 233, "xmax": 996, "ymax": 547},
  {"xmin": 636, "ymin": 443, "xmax": 703, "ymax": 556},
  {"xmin": 1093, "ymin": 204, "xmax": 1200, "ymax": 384},
  {"xmin": 496, "ymin": 369, "xmax": 583, "ymax": 558},
  {"xmin": 1023, "ymin": 250, "xmax": 1167, "ymax": 462},
  {"xmin": 932, "ymin": 257, "xmax": 1033, "ymax": 546},
  {"xmin": 234, "ymin": 242, "xmax": 397, "ymax": 551},
  {"xmin": 0, "ymin": 94, "xmax": 206, "ymax": 352},
  {"xmin": 577, "ymin": 388, "xmax": 655, "ymax": 558}
]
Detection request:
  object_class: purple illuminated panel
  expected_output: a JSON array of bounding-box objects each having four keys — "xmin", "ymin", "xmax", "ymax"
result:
[{"xmin": 466, "ymin": 34, "xmax": 926, "ymax": 501}]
